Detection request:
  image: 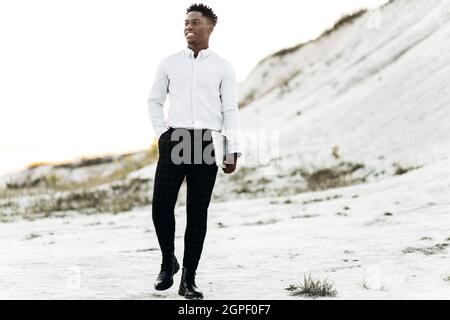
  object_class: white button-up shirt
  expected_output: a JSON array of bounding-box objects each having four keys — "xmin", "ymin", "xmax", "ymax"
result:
[{"xmin": 147, "ymin": 47, "xmax": 242, "ymax": 156}]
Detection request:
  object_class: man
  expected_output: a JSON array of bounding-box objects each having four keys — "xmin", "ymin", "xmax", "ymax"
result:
[{"xmin": 146, "ymin": 3, "xmax": 242, "ymax": 300}]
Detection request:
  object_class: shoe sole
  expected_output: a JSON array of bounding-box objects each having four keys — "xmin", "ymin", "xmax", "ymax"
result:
[
  {"xmin": 178, "ymin": 287, "xmax": 204, "ymax": 300},
  {"xmin": 154, "ymin": 261, "xmax": 180, "ymax": 291}
]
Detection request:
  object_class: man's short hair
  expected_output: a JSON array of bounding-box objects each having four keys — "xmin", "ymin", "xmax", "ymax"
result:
[{"xmin": 186, "ymin": 3, "xmax": 218, "ymax": 26}]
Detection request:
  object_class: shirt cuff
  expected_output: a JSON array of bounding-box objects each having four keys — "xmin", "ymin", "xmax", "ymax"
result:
[{"xmin": 227, "ymin": 146, "xmax": 242, "ymax": 158}]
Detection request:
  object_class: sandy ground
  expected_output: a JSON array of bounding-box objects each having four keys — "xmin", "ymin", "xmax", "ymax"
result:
[{"xmin": 1, "ymin": 158, "xmax": 449, "ymax": 300}]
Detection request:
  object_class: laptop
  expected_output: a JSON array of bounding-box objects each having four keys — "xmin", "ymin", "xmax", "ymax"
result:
[{"xmin": 211, "ymin": 130, "xmax": 227, "ymax": 168}]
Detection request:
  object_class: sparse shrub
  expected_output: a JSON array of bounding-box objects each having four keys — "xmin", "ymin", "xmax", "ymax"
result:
[
  {"xmin": 322, "ymin": 9, "xmax": 368, "ymax": 38},
  {"xmin": 239, "ymin": 89, "xmax": 257, "ymax": 108},
  {"xmin": 290, "ymin": 162, "xmax": 367, "ymax": 191},
  {"xmin": 278, "ymin": 70, "xmax": 302, "ymax": 97},
  {"xmin": 24, "ymin": 232, "xmax": 41, "ymax": 240},
  {"xmin": 402, "ymin": 243, "xmax": 449, "ymax": 255},
  {"xmin": 55, "ymin": 155, "xmax": 115, "ymax": 169},
  {"xmin": 332, "ymin": 146, "xmax": 340, "ymax": 159},
  {"xmin": 245, "ymin": 218, "xmax": 279, "ymax": 226},
  {"xmin": 285, "ymin": 274, "xmax": 337, "ymax": 298},
  {"xmin": 305, "ymin": 162, "xmax": 365, "ymax": 191},
  {"xmin": 270, "ymin": 42, "xmax": 308, "ymax": 59},
  {"xmin": 22, "ymin": 177, "xmax": 151, "ymax": 218},
  {"xmin": 45, "ymin": 173, "xmax": 62, "ymax": 188},
  {"xmin": 229, "ymin": 166, "xmax": 254, "ymax": 182},
  {"xmin": 359, "ymin": 280, "xmax": 370, "ymax": 289},
  {"xmin": 26, "ymin": 162, "xmax": 49, "ymax": 170},
  {"xmin": 234, "ymin": 183, "xmax": 252, "ymax": 194},
  {"xmin": 392, "ymin": 162, "xmax": 422, "ymax": 176},
  {"xmin": 257, "ymin": 177, "xmax": 272, "ymax": 184},
  {"xmin": 292, "ymin": 214, "xmax": 319, "ymax": 219}
]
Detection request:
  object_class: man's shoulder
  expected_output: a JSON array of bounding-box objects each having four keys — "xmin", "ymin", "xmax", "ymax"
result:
[
  {"xmin": 212, "ymin": 52, "xmax": 232, "ymax": 66},
  {"xmin": 209, "ymin": 52, "xmax": 234, "ymax": 75},
  {"xmin": 160, "ymin": 50, "xmax": 184, "ymax": 64}
]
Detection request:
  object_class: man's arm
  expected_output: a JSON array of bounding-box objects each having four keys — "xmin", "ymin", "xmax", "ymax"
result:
[
  {"xmin": 220, "ymin": 61, "xmax": 242, "ymax": 165},
  {"xmin": 147, "ymin": 58, "xmax": 169, "ymax": 140}
]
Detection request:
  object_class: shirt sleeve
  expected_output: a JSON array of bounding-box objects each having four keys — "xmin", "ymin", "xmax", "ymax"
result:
[
  {"xmin": 147, "ymin": 58, "xmax": 169, "ymax": 140},
  {"xmin": 220, "ymin": 61, "xmax": 242, "ymax": 158}
]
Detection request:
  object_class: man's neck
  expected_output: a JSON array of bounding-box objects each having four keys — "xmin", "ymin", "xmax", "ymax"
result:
[{"xmin": 187, "ymin": 44, "xmax": 209, "ymax": 58}]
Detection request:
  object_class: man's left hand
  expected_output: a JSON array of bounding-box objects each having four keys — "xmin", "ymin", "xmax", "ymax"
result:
[{"xmin": 222, "ymin": 153, "xmax": 238, "ymax": 174}]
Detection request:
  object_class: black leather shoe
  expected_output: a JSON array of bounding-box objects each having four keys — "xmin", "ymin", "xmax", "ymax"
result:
[
  {"xmin": 154, "ymin": 256, "xmax": 180, "ymax": 291},
  {"xmin": 178, "ymin": 267, "xmax": 203, "ymax": 299}
]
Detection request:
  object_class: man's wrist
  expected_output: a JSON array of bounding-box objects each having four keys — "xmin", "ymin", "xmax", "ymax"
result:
[{"xmin": 224, "ymin": 153, "xmax": 238, "ymax": 164}]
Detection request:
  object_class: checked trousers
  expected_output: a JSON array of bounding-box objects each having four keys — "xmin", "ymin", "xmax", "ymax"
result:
[{"xmin": 152, "ymin": 127, "xmax": 219, "ymax": 271}]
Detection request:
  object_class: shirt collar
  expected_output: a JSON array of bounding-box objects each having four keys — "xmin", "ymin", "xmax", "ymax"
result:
[{"xmin": 183, "ymin": 47, "xmax": 211, "ymax": 60}]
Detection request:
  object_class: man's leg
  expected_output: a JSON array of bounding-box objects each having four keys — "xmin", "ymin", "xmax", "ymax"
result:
[
  {"xmin": 178, "ymin": 142, "xmax": 218, "ymax": 299},
  {"xmin": 183, "ymin": 131, "xmax": 218, "ymax": 271},
  {"xmin": 152, "ymin": 129, "xmax": 186, "ymax": 265}
]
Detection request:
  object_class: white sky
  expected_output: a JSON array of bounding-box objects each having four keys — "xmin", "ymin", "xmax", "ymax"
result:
[{"xmin": 0, "ymin": 0, "xmax": 387, "ymax": 176}]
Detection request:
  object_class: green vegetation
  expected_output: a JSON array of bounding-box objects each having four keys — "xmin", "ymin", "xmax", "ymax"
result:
[{"xmin": 285, "ymin": 274, "xmax": 337, "ymax": 298}]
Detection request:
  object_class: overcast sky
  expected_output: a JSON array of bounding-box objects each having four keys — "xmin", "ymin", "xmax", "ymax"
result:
[{"xmin": 0, "ymin": 0, "xmax": 387, "ymax": 176}]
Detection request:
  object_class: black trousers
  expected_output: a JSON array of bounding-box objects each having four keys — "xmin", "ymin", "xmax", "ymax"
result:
[{"xmin": 152, "ymin": 127, "xmax": 218, "ymax": 271}]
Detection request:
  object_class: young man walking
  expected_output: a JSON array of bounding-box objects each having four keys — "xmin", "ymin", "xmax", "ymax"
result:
[{"xmin": 147, "ymin": 3, "xmax": 242, "ymax": 299}]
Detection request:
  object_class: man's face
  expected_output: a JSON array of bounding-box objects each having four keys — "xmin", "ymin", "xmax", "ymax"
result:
[{"xmin": 184, "ymin": 11, "xmax": 212, "ymax": 46}]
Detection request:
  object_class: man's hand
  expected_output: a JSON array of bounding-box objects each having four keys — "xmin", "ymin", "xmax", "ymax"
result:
[{"xmin": 222, "ymin": 153, "xmax": 238, "ymax": 174}]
